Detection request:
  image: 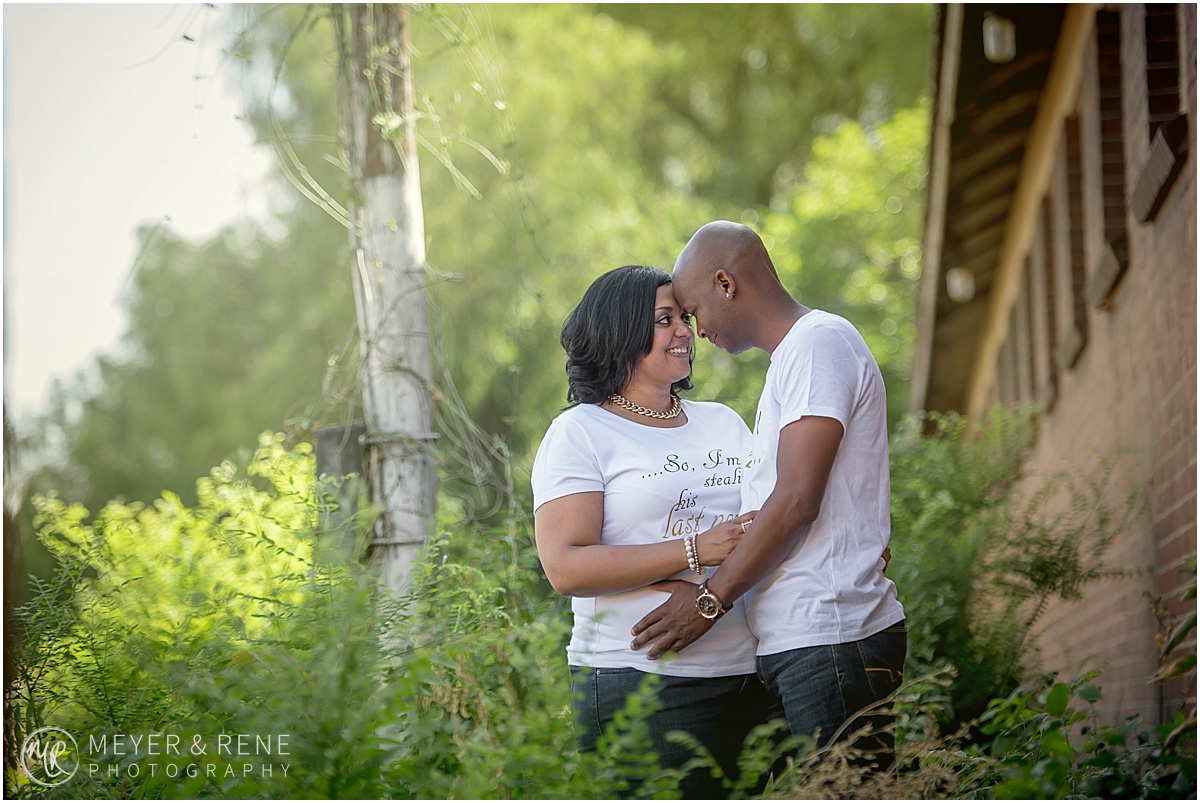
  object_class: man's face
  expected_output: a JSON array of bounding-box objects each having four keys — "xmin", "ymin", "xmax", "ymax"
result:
[{"xmin": 671, "ymin": 270, "xmax": 748, "ymax": 355}]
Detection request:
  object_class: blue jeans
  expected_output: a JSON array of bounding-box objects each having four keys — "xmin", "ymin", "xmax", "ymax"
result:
[
  {"xmin": 571, "ymin": 667, "xmax": 770, "ymax": 799},
  {"xmin": 756, "ymin": 620, "xmax": 907, "ymax": 770}
]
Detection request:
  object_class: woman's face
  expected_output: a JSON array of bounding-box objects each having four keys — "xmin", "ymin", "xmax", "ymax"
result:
[{"xmin": 629, "ymin": 283, "xmax": 694, "ymax": 390}]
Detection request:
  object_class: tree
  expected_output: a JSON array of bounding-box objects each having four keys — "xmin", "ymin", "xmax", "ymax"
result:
[
  {"xmin": 21, "ymin": 219, "xmax": 354, "ymax": 514},
  {"xmin": 766, "ymin": 104, "xmax": 930, "ymax": 426},
  {"xmin": 594, "ymin": 3, "xmax": 932, "ymax": 207},
  {"xmin": 333, "ymin": 4, "xmax": 436, "ymax": 593}
]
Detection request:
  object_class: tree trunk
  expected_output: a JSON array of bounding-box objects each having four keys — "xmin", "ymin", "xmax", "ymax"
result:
[{"xmin": 339, "ymin": 3, "xmax": 436, "ymax": 593}]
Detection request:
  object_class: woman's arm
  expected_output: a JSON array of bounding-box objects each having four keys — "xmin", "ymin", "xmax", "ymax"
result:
[{"xmin": 534, "ymin": 491, "xmax": 755, "ymax": 597}]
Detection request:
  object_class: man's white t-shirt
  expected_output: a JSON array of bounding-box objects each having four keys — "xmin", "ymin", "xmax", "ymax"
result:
[
  {"xmin": 741, "ymin": 310, "xmax": 905, "ymax": 656},
  {"xmin": 531, "ymin": 400, "xmax": 758, "ymax": 677}
]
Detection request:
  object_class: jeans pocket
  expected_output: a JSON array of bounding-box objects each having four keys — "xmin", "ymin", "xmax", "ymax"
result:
[
  {"xmin": 594, "ymin": 666, "xmax": 643, "ymax": 677},
  {"xmin": 860, "ymin": 626, "xmax": 907, "ymax": 701}
]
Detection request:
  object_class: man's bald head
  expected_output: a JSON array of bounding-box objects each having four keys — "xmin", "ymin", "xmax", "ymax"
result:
[
  {"xmin": 675, "ymin": 221, "xmax": 761, "ymax": 280},
  {"xmin": 674, "ymin": 220, "xmax": 779, "ymax": 293},
  {"xmin": 671, "ymin": 221, "xmax": 800, "ymax": 355}
]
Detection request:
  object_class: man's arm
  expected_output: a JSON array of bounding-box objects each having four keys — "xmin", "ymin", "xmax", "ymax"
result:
[{"xmin": 630, "ymin": 415, "xmax": 844, "ymax": 659}]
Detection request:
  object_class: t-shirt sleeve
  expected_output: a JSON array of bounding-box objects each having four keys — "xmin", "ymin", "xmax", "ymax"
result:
[
  {"xmin": 530, "ymin": 415, "xmax": 605, "ymax": 510},
  {"xmin": 775, "ymin": 321, "xmax": 863, "ymax": 430}
]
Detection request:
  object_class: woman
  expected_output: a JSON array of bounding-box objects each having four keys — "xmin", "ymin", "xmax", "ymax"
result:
[{"xmin": 530, "ymin": 265, "xmax": 769, "ymax": 799}]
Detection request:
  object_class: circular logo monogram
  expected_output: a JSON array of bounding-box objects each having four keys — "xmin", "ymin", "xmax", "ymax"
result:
[{"xmin": 20, "ymin": 726, "xmax": 79, "ymax": 787}]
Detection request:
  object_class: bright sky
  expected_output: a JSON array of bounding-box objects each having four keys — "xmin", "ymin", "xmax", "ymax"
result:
[{"xmin": 3, "ymin": 2, "xmax": 274, "ymax": 421}]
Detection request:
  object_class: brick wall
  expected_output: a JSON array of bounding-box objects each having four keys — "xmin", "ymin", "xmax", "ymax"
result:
[{"xmin": 1021, "ymin": 4, "xmax": 1196, "ymax": 728}]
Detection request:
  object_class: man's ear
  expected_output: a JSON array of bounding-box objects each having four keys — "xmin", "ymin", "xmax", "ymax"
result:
[{"xmin": 716, "ymin": 269, "xmax": 736, "ymax": 299}]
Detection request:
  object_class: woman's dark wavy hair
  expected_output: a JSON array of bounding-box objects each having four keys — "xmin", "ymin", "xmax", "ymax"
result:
[{"xmin": 560, "ymin": 264, "xmax": 693, "ymax": 406}]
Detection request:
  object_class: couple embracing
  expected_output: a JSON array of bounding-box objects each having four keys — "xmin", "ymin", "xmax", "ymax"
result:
[{"xmin": 531, "ymin": 221, "xmax": 907, "ymax": 798}]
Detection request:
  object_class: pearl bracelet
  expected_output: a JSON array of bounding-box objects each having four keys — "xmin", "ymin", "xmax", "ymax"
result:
[{"xmin": 684, "ymin": 533, "xmax": 704, "ymax": 576}]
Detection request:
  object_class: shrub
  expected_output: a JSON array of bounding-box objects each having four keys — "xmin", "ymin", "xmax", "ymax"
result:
[
  {"xmin": 6, "ymin": 433, "xmax": 766, "ymax": 799},
  {"xmin": 889, "ymin": 405, "xmax": 1143, "ymax": 730},
  {"xmin": 960, "ymin": 670, "xmax": 1195, "ymax": 799},
  {"xmin": 7, "ymin": 425, "xmax": 1180, "ymax": 800}
]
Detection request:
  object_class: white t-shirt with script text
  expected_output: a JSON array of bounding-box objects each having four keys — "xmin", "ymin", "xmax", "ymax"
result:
[{"xmin": 532, "ymin": 400, "xmax": 758, "ymax": 676}]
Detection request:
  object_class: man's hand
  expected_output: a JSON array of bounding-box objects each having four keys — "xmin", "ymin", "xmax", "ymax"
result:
[{"xmin": 630, "ymin": 580, "xmax": 715, "ymax": 659}]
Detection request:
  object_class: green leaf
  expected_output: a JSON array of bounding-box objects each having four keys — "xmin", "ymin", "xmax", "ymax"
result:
[
  {"xmin": 1045, "ymin": 682, "xmax": 1071, "ymax": 717},
  {"xmin": 1043, "ymin": 731, "xmax": 1075, "ymax": 759},
  {"xmin": 1161, "ymin": 611, "xmax": 1197, "ymax": 655},
  {"xmin": 1153, "ymin": 653, "xmax": 1197, "ymax": 683},
  {"xmin": 993, "ymin": 778, "xmax": 1040, "ymax": 799}
]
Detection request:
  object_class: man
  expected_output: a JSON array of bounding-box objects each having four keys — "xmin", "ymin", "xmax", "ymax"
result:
[{"xmin": 630, "ymin": 220, "xmax": 906, "ymax": 767}]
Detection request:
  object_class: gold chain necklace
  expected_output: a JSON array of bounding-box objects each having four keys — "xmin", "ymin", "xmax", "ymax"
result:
[{"xmin": 608, "ymin": 393, "xmax": 682, "ymax": 420}]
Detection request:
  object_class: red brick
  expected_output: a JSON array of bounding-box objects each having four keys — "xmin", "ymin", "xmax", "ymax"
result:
[{"xmin": 956, "ymin": 6, "xmax": 1196, "ymax": 730}]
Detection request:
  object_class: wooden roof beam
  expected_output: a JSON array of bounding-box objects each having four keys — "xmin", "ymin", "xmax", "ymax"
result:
[
  {"xmin": 964, "ymin": 4, "xmax": 1099, "ymax": 423},
  {"xmin": 910, "ymin": 3, "xmax": 964, "ymax": 413}
]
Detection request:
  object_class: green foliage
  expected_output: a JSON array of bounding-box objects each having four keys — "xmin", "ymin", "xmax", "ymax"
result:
[
  {"xmin": 14, "ymin": 434, "xmax": 318, "ymax": 734},
  {"xmin": 6, "ymin": 436, "xmax": 788, "ymax": 799},
  {"xmin": 1153, "ymin": 560, "xmax": 1198, "ymax": 688},
  {"xmin": 889, "ymin": 405, "xmax": 1146, "ymax": 730},
  {"xmin": 599, "ymin": 3, "xmax": 933, "ymax": 207},
  {"xmin": 21, "ymin": 217, "xmax": 354, "ymax": 515},
  {"xmin": 955, "ymin": 673, "xmax": 1197, "ymax": 799},
  {"xmin": 886, "ymin": 578, "xmax": 1196, "ymax": 800},
  {"xmin": 405, "ymin": 3, "xmax": 719, "ymax": 456},
  {"xmin": 9, "ymin": 424, "xmax": 1191, "ymax": 800},
  {"xmin": 758, "ymin": 103, "xmax": 929, "ymax": 426}
]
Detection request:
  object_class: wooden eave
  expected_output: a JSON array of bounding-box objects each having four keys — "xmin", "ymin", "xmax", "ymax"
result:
[{"xmin": 911, "ymin": 3, "xmax": 1066, "ymax": 416}]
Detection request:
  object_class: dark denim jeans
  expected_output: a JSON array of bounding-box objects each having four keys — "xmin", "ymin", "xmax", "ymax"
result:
[
  {"xmin": 756, "ymin": 620, "xmax": 907, "ymax": 770},
  {"xmin": 571, "ymin": 667, "xmax": 770, "ymax": 799}
]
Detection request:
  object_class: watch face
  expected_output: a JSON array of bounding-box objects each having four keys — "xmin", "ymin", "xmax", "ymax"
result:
[{"xmin": 697, "ymin": 593, "xmax": 720, "ymax": 619}]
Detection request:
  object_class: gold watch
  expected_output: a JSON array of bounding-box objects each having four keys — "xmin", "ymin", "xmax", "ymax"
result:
[{"xmin": 695, "ymin": 581, "xmax": 731, "ymax": 620}]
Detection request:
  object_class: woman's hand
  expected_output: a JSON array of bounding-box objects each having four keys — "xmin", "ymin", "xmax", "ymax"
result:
[{"xmin": 694, "ymin": 511, "xmax": 757, "ymax": 567}]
